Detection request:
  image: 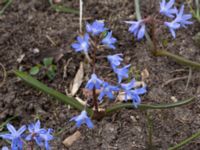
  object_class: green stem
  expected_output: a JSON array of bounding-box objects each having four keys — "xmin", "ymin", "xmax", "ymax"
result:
[
  {"xmin": 154, "ymin": 50, "xmax": 200, "ymax": 69},
  {"xmin": 168, "ymin": 130, "xmax": 200, "ymax": 150},
  {"xmin": 146, "ymin": 111, "xmax": 153, "ymax": 149},
  {"xmin": 0, "ymin": 0, "xmax": 13, "ymax": 15},
  {"xmin": 105, "ymin": 97, "xmax": 195, "ymax": 114},
  {"xmin": 14, "ymin": 70, "xmax": 93, "ymax": 116}
]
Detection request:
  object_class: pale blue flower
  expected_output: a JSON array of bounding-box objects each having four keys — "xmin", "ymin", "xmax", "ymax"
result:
[
  {"xmin": 107, "ymin": 53, "xmax": 123, "ymax": 69},
  {"xmin": 121, "ymin": 80, "xmax": 147, "ymax": 107},
  {"xmin": 1, "ymin": 146, "xmax": 9, "ymax": 150},
  {"xmin": 40, "ymin": 129, "xmax": 54, "ymax": 150},
  {"xmin": 125, "ymin": 20, "xmax": 146, "ymax": 40},
  {"xmin": 86, "ymin": 20, "xmax": 107, "ymax": 35},
  {"xmin": 164, "ymin": 5, "xmax": 193, "ymax": 38},
  {"xmin": 0, "ymin": 124, "xmax": 26, "ymax": 150},
  {"xmin": 98, "ymin": 82, "xmax": 119, "ymax": 101},
  {"xmin": 174, "ymin": 5, "xmax": 193, "ymax": 28},
  {"xmin": 85, "ymin": 73, "xmax": 103, "ymax": 90},
  {"xmin": 70, "ymin": 110, "xmax": 93, "ymax": 129},
  {"xmin": 102, "ymin": 31, "xmax": 117, "ymax": 49},
  {"xmin": 160, "ymin": 0, "xmax": 177, "ymax": 18},
  {"xmin": 25, "ymin": 120, "xmax": 47, "ymax": 147},
  {"xmin": 114, "ymin": 64, "xmax": 131, "ymax": 83},
  {"xmin": 72, "ymin": 34, "xmax": 90, "ymax": 52}
]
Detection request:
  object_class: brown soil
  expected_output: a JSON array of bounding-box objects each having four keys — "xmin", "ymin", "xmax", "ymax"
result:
[{"xmin": 0, "ymin": 0, "xmax": 200, "ymax": 150}]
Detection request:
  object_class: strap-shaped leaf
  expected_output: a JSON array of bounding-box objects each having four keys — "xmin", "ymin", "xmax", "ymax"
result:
[
  {"xmin": 14, "ymin": 70, "xmax": 93, "ymax": 116},
  {"xmin": 105, "ymin": 97, "xmax": 195, "ymax": 114}
]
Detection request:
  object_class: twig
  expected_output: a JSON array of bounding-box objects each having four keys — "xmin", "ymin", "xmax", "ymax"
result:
[
  {"xmin": 162, "ymin": 76, "xmax": 188, "ymax": 87},
  {"xmin": 0, "ymin": 63, "xmax": 7, "ymax": 88},
  {"xmin": 79, "ymin": 0, "xmax": 83, "ymax": 33},
  {"xmin": 185, "ymin": 67, "xmax": 192, "ymax": 90},
  {"xmin": 46, "ymin": 35, "xmax": 56, "ymax": 46}
]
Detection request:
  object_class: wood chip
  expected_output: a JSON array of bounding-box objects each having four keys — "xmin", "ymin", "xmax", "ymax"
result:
[
  {"xmin": 71, "ymin": 62, "xmax": 84, "ymax": 96},
  {"xmin": 17, "ymin": 54, "xmax": 25, "ymax": 63},
  {"xmin": 62, "ymin": 131, "xmax": 81, "ymax": 147},
  {"xmin": 141, "ymin": 68, "xmax": 149, "ymax": 81}
]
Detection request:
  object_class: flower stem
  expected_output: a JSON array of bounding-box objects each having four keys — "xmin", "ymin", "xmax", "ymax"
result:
[{"xmin": 92, "ymin": 39, "xmax": 98, "ymax": 112}]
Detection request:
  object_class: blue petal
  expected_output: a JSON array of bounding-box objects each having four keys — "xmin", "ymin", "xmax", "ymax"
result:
[
  {"xmin": 85, "ymin": 118, "xmax": 94, "ymax": 129},
  {"xmin": 7, "ymin": 124, "xmax": 17, "ymax": 135},
  {"xmin": 17, "ymin": 125, "xmax": 26, "ymax": 135}
]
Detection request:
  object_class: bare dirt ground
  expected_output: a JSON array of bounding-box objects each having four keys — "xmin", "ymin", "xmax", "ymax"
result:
[{"xmin": 0, "ymin": 0, "xmax": 200, "ymax": 149}]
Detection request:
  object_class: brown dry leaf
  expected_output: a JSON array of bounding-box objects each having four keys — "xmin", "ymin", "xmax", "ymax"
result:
[
  {"xmin": 141, "ymin": 68, "xmax": 149, "ymax": 81},
  {"xmin": 62, "ymin": 131, "xmax": 81, "ymax": 147},
  {"xmin": 71, "ymin": 62, "xmax": 84, "ymax": 96}
]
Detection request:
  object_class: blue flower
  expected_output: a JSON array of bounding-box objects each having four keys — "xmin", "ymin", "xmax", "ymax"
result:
[
  {"xmin": 102, "ymin": 31, "xmax": 117, "ymax": 49},
  {"xmin": 160, "ymin": 0, "xmax": 177, "ymax": 18},
  {"xmin": 0, "ymin": 124, "xmax": 26, "ymax": 150},
  {"xmin": 40, "ymin": 129, "xmax": 54, "ymax": 150},
  {"xmin": 164, "ymin": 20, "xmax": 180, "ymax": 38},
  {"xmin": 121, "ymin": 80, "xmax": 147, "ymax": 107},
  {"xmin": 98, "ymin": 82, "xmax": 119, "ymax": 102},
  {"xmin": 70, "ymin": 110, "xmax": 94, "ymax": 129},
  {"xmin": 114, "ymin": 64, "xmax": 131, "ymax": 83},
  {"xmin": 1, "ymin": 146, "xmax": 9, "ymax": 150},
  {"xmin": 85, "ymin": 73, "xmax": 103, "ymax": 90},
  {"xmin": 72, "ymin": 33, "xmax": 90, "ymax": 52},
  {"xmin": 125, "ymin": 20, "xmax": 146, "ymax": 40},
  {"xmin": 174, "ymin": 5, "xmax": 193, "ymax": 28},
  {"xmin": 25, "ymin": 120, "xmax": 47, "ymax": 147},
  {"xmin": 107, "ymin": 53, "xmax": 123, "ymax": 69},
  {"xmin": 86, "ymin": 20, "xmax": 107, "ymax": 36},
  {"xmin": 164, "ymin": 5, "xmax": 193, "ymax": 38}
]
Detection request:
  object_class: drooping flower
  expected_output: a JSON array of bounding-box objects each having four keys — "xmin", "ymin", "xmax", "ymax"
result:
[
  {"xmin": 70, "ymin": 110, "xmax": 93, "ymax": 129},
  {"xmin": 125, "ymin": 20, "xmax": 146, "ymax": 40},
  {"xmin": 0, "ymin": 124, "xmax": 26, "ymax": 150},
  {"xmin": 114, "ymin": 64, "xmax": 131, "ymax": 83},
  {"xmin": 86, "ymin": 20, "xmax": 107, "ymax": 36},
  {"xmin": 102, "ymin": 31, "xmax": 117, "ymax": 49},
  {"xmin": 107, "ymin": 53, "xmax": 123, "ymax": 69},
  {"xmin": 121, "ymin": 80, "xmax": 147, "ymax": 107},
  {"xmin": 159, "ymin": 0, "xmax": 177, "ymax": 18},
  {"xmin": 85, "ymin": 73, "xmax": 103, "ymax": 90},
  {"xmin": 40, "ymin": 129, "xmax": 54, "ymax": 150},
  {"xmin": 25, "ymin": 120, "xmax": 47, "ymax": 147},
  {"xmin": 72, "ymin": 33, "xmax": 90, "ymax": 52},
  {"xmin": 98, "ymin": 82, "xmax": 119, "ymax": 102}
]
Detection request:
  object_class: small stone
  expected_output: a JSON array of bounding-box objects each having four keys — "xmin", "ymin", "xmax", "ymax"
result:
[{"xmin": 62, "ymin": 131, "xmax": 81, "ymax": 147}]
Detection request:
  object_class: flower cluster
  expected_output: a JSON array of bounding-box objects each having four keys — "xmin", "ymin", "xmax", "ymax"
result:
[
  {"xmin": 0, "ymin": 120, "xmax": 53, "ymax": 150},
  {"xmin": 72, "ymin": 20, "xmax": 117, "ymax": 53},
  {"xmin": 125, "ymin": 0, "xmax": 192, "ymax": 40},
  {"xmin": 71, "ymin": 20, "xmax": 147, "ymax": 129}
]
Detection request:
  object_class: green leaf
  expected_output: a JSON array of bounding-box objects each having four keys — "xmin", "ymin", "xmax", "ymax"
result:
[
  {"xmin": 43, "ymin": 57, "xmax": 53, "ymax": 67},
  {"xmin": 29, "ymin": 66, "xmax": 40, "ymax": 75},
  {"xmin": 105, "ymin": 97, "xmax": 195, "ymax": 115},
  {"xmin": 14, "ymin": 70, "xmax": 93, "ymax": 116},
  {"xmin": 168, "ymin": 130, "xmax": 200, "ymax": 150}
]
